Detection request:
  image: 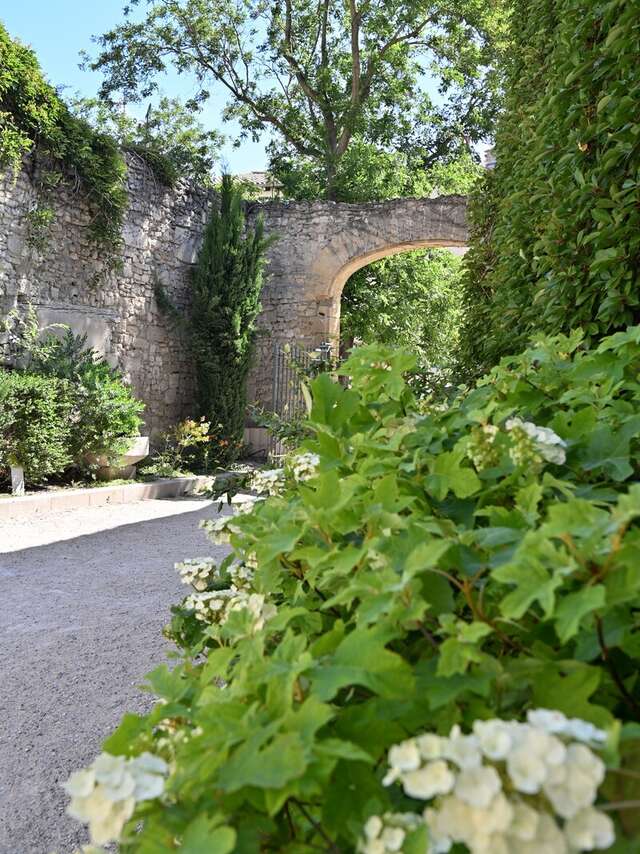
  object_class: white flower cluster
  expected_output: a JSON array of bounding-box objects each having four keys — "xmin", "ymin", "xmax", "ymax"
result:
[
  {"xmin": 185, "ymin": 589, "xmax": 276, "ymax": 632},
  {"xmin": 251, "ymin": 467, "xmax": 286, "ymax": 496},
  {"xmin": 228, "ymin": 561, "xmax": 254, "ymax": 590},
  {"xmin": 201, "ymin": 515, "xmax": 233, "ymax": 545},
  {"xmin": 368, "ymin": 710, "xmax": 613, "ymax": 854},
  {"xmin": 506, "ymin": 417, "xmax": 567, "ymax": 466},
  {"xmin": 467, "ymin": 424, "xmax": 500, "ymax": 470},
  {"xmin": 63, "ymin": 752, "xmax": 168, "ymax": 845},
  {"xmin": 359, "ymin": 812, "xmax": 422, "ymax": 853},
  {"xmin": 231, "ymin": 493, "xmax": 264, "ymax": 515},
  {"xmin": 175, "ymin": 557, "xmax": 218, "ymax": 591},
  {"xmin": 288, "ymin": 452, "xmax": 320, "ymax": 483}
]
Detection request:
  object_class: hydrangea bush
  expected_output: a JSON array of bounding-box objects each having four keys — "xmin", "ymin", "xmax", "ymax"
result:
[{"xmin": 64, "ymin": 329, "xmax": 640, "ymax": 852}]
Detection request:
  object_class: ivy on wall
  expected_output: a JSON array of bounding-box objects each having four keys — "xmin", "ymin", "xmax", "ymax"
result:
[
  {"xmin": 0, "ymin": 23, "xmax": 127, "ymax": 250},
  {"xmin": 459, "ymin": 0, "xmax": 640, "ymax": 376}
]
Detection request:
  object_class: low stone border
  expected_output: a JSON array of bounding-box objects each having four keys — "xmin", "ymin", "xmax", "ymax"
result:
[{"xmin": 0, "ymin": 476, "xmax": 215, "ymax": 522}]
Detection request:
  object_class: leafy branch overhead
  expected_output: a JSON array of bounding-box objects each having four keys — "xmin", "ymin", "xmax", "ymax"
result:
[{"xmin": 87, "ymin": 0, "xmax": 508, "ymax": 197}]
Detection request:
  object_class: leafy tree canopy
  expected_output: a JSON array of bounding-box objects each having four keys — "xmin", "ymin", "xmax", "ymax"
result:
[
  {"xmin": 271, "ymin": 136, "xmax": 482, "ymax": 202},
  {"xmin": 87, "ymin": 0, "xmax": 509, "ymax": 198},
  {"xmin": 69, "ymin": 94, "xmax": 223, "ymax": 185}
]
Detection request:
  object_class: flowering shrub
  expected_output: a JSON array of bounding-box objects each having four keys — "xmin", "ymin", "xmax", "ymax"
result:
[
  {"xmin": 64, "ymin": 329, "xmax": 640, "ymax": 852},
  {"xmin": 362, "ymin": 710, "xmax": 613, "ymax": 853}
]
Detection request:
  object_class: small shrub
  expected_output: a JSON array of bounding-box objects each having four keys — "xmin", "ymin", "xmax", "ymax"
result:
[
  {"xmin": 143, "ymin": 418, "xmax": 213, "ymax": 477},
  {"xmin": 0, "ymin": 371, "xmax": 72, "ymax": 483},
  {"xmin": 2, "ymin": 314, "xmax": 144, "ymax": 463},
  {"xmin": 72, "ymin": 359, "xmax": 144, "ymax": 460}
]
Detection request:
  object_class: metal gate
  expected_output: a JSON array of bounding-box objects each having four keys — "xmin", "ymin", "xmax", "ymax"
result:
[{"xmin": 268, "ymin": 339, "xmax": 333, "ymax": 459}]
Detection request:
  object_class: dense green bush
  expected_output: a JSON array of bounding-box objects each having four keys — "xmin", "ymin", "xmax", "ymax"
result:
[
  {"xmin": 1, "ymin": 314, "xmax": 144, "ymax": 475},
  {"xmin": 341, "ymin": 249, "xmax": 463, "ymax": 388},
  {"xmin": 0, "ymin": 371, "xmax": 72, "ymax": 483},
  {"xmin": 21, "ymin": 326, "xmax": 144, "ymax": 460},
  {"xmin": 459, "ymin": 0, "xmax": 640, "ymax": 375},
  {"xmin": 64, "ymin": 329, "xmax": 640, "ymax": 851}
]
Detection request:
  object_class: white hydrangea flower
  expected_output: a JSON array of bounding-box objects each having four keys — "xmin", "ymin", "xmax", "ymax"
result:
[
  {"xmin": 357, "ymin": 812, "xmax": 421, "ymax": 854},
  {"xmin": 416, "ymin": 733, "xmax": 445, "ymax": 760},
  {"xmin": 228, "ymin": 592, "xmax": 277, "ymax": 633},
  {"xmin": 228, "ymin": 562, "xmax": 255, "ymax": 590},
  {"xmin": 506, "ymin": 417, "xmax": 567, "ymax": 465},
  {"xmin": 401, "ymin": 760, "xmax": 455, "ymax": 800},
  {"xmin": 373, "ymin": 712, "xmax": 613, "ymax": 854},
  {"xmin": 175, "ymin": 557, "xmax": 218, "ymax": 591},
  {"xmin": 454, "ymin": 765, "xmax": 502, "ymax": 808},
  {"xmin": 527, "ymin": 708, "xmax": 607, "ymax": 745},
  {"xmin": 201, "ymin": 515, "xmax": 233, "ymax": 545},
  {"xmin": 473, "ymin": 719, "xmax": 514, "ymax": 760},
  {"xmin": 289, "ymin": 452, "xmax": 320, "ymax": 483},
  {"xmin": 543, "ymin": 744, "xmax": 605, "ymax": 819},
  {"xmin": 63, "ymin": 752, "xmax": 167, "ymax": 846},
  {"xmin": 251, "ymin": 468, "xmax": 286, "ymax": 496},
  {"xmin": 508, "ymin": 802, "xmax": 539, "ymax": 841},
  {"xmin": 387, "ymin": 739, "xmax": 421, "ymax": 772},
  {"xmin": 506, "ymin": 744, "xmax": 549, "ymax": 793},
  {"xmin": 565, "ymin": 807, "xmax": 615, "ymax": 850},
  {"xmin": 443, "ymin": 728, "xmax": 483, "ymax": 769}
]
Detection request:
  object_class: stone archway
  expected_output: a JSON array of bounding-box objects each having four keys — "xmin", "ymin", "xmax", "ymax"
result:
[{"xmin": 246, "ymin": 195, "xmax": 468, "ymax": 409}]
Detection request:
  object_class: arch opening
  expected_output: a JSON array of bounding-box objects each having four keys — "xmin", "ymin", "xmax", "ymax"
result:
[{"xmin": 336, "ymin": 243, "xmax": 467, "ymax": 386}]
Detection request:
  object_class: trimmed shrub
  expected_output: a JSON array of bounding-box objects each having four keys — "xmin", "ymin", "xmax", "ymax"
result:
[{"xmin": 0, "ymin": 371, "xmax": 72, "ymax": 483}]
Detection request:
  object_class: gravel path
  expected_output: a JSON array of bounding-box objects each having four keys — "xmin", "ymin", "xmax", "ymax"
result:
[{"xmin": 0, "ymin": 497, "xmax": 227, "ymax": 854}]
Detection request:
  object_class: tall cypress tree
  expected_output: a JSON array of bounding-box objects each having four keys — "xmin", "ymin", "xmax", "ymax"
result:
[{"xmin": 191, "ymin": 175, "xmax": 268, "ymax": 453}]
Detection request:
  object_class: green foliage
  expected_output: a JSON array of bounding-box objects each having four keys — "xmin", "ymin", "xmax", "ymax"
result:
[
  {"xmin": 0, "ymin": 371, "xmax": 72, "ymax": 483},
  {"xmin": 341, "ymin": 249, "xmax": 463, "ymax": 387},
  {"xmin": 142, "ymin": 418, "xmax": 224, "ymax": 477},
  {"xmin": 26, "ymin": 329, "xmax": 143, "ymax": 460},
  {"xmin": 0, "ymin": 23, "xmax": 128, "ymax": 250},
  {"xmin": 272, "ymin": 139, "xmax": 483, "ymax": 203},
  {"xmin": 2, "ymin": 310, "xmax": 144, "ymax": 464},
  {"xmin": 190, "ymin": 175, "xmax": 270, "ymax": 455},
  {"xmin": 88, "ymin": 0, "xmax": 507, "ymax": 199},
  {"xmin": 70, "ymin": 96, "xmax": 223, "ymax": 187},
  {"xmin": 460, "ymin": 0, "xmax": 640, "ymax": 375},
  {"xmin": 85, "ymin": 328, "xmax": 640, "ymax": 850}
]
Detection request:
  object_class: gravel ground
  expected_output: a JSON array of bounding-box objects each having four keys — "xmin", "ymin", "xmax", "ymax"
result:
[{"xmin": 0, "ymin": 497, "xmax": 228, "ymax": 854}]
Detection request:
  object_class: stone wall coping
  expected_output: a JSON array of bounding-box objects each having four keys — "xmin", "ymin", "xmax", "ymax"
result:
[{"xmin": 0, "ymin": 476, "xmax": 215, "ymax": 522}]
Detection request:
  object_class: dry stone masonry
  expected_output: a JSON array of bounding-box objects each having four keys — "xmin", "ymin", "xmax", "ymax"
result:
[{"xmin": 0, "ymin": 157, "xmax": 467, "ymax": 436}]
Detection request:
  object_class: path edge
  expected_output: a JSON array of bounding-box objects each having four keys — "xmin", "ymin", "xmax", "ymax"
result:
[{"xmin": 0, "ymin": 476, "xmax": 214, "ymax": 521}]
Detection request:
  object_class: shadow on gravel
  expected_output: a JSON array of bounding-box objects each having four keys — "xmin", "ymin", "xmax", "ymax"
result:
[{"xmin": 0, "ymin": 500, "xmax": 228, "ymax": 854}]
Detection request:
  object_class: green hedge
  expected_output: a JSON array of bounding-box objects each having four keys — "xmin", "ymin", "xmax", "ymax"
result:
[
  {"xmin": 0, "ymin": 371, "xmax": 72, "ymax": 482},
  {"xmin": 459, "ymin": 0, "xmax": 640, "ymax": 375}
]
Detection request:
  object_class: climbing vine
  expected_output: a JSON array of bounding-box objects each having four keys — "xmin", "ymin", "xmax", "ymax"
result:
[
  {"xmin": 459, "ymin": 0, "xmax": 640, "ymax": 376},
  {"xmin": 0, "ymin": 23, "xmax": 127, "ymax": 251}
]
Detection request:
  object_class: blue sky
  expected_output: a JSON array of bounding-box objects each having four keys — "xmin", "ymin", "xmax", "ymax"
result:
[{"xmin": 1, "ymin": 1, "xmax": 270, "ymax": 173}]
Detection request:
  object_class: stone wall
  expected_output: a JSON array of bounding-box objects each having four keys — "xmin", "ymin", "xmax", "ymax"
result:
[
  {"xmin": 0, "ymin": 157, "xmax": 468, "ymax": 437},
  {"xmin": 0, "ymin": 155, "xmax": 212, "ymax": 437}
]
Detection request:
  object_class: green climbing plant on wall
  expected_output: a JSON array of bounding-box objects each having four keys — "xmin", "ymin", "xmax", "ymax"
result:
[
  {"xmin": 459, "ymin": 0, "xmax": 640, "ymax": 377},
  {"xmin": 0, "ymin": 23, "xmax": 128, "ymax": 251}
]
